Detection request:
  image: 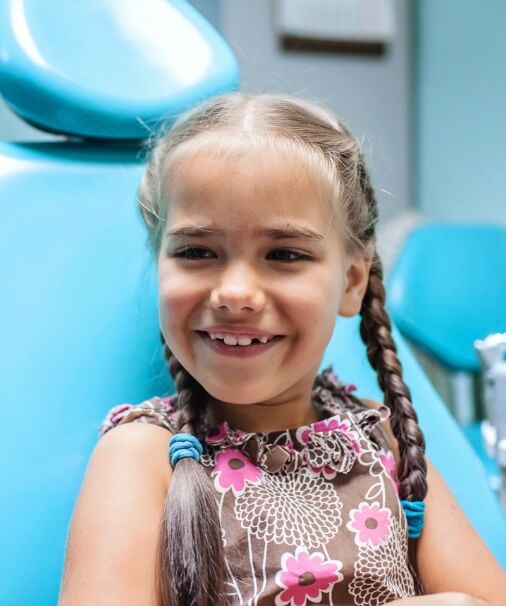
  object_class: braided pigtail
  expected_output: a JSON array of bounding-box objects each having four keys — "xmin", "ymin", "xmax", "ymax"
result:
[
  {"xmin": 355, "ymin": 156, "xmax": 427, "ymax": 506},
  {"xmin": 156, "ymin": 340, "xmax": 227, "ymax": 606},
  {"xmin": 359, "ymin": 256, "xmax": 428, "ymax": 503}
]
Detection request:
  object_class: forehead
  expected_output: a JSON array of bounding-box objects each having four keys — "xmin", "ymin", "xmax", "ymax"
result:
[{"xmin": 163, "ymin": 146, "xmax": 338, "ymax": 234}]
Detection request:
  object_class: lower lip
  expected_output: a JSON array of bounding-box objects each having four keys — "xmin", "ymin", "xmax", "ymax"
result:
[{"xmin": 196, "ymin": 331, "xmax": 285, "ymax": 358}]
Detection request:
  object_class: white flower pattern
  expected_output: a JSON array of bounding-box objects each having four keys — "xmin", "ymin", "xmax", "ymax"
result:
[{"xmin": 235, "ymin": 466, "xmax": 342, "ymax": 547}]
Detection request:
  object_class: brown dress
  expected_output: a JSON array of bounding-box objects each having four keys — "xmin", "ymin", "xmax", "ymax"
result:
[{"xmin": 99, "ymin": 368, "xmax": 422, "ymax": 605}]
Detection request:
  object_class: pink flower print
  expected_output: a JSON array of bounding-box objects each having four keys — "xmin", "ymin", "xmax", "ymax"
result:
[
  {"xmin": 379, "ymin": 450, "xmax": 400, "ymax": 494},
  {"xmin": 274, "ymin": 546, "xmax": 343, "ymax": 606},
  {"xmin": 297, "ymin": 417, "xmax": 360, "ymax": 452},
  {"xmin": 228, "ymin": 427, "xmax": 249, "ymax": 446},
  {"xmin": 285, "ymin": 440, "xmax": 295, "ymax": 453},
  {"xmin": 109, "ymin": 404, "xmax": 132, "ymax": 424},
  {"xmin": 347, "ymin": 501, "xmax": 391, "ymax": 548},
  {"xmin": 314, "ymin": 418, "xmax": 342, "ymax": 434},
  {"xmin": 329, "ymin": 372, "xmax": 339, "ymax": 385},
  {"xmin": 296, "ymin": 417, "xmax": 361, "ymax": 479},
  {"xmin": 213, "ymin": 448, "xmax": 261, "ymax": 496},
  {"xmin": 205, "ymin": 422, "xmax": 228, "ymax": 445},
  {"xmin": 159, "ymin": 395, "xmax": 178, "ymax": 412}
]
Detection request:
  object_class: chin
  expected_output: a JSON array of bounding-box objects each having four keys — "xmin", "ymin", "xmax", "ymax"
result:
[
  {"xmin": 198, "ymin": 377, "xmax": 266, "ymax": 406},
  {"xmin": 206, "ymin": 386, "xmax": 261, "ymax": 406}
]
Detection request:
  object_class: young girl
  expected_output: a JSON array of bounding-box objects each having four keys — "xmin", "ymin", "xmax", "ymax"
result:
[{"xmin": 58, "ymin": 94, "xmax": 505, "ymax": 606}]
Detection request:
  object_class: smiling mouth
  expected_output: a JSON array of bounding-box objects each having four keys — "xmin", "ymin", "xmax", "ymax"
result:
[
  {"xmin": 199, "ymin": 331, "xmax": 279, "ymax": 346},
  {"xmin": 196, "ymin": 331, "xmax": 285, "ymax": 357}
]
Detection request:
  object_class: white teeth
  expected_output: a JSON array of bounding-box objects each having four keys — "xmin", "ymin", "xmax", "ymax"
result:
[{"xmin": 207, "ymin": 332, "xmax": 273, "ymax": 346}]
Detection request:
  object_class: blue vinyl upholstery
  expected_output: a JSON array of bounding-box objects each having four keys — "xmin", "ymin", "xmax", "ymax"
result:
[
  {"xmin": 387, "ymin": 224, "xmax": 506, "ymax": 372},
  {"xmin": 0, "ymin": 0, "xmax": 239, "ymax": 138}
]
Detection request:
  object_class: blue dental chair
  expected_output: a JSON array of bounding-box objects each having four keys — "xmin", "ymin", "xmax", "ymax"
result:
[
  {"xmin": 0, "ymin": 2, "xmax": 503, "ymax": 605},
  {"xmin": 387, "ymin": 223, "xmax": 506, "ymax": 426}
]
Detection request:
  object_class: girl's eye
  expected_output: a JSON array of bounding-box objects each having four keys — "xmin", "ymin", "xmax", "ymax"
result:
[
  {"xmin": 171, "ymin": 247, "xmax": 311, "ymax": 262},
  {"xmin": 267, "ymin": 249, "xmax": 311, "ymax": 262},
  {"xmin": 172, "ymin": 247, "xmax": 215, "ymax": 260}
]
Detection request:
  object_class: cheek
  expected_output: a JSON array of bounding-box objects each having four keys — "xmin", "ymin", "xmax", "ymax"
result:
[
  {"xmin": 157, "ymin": 264, "xmax": 203, "ymax": 330},
  {"xmin": 301, "ymin": 270, "xmax": 344, "ymax": 335},
  {"xmin": 277, "ymin": 267, "xmax": 343, "ymax": 312},
  {"xmin": 274, "ymin": 274, "xmax": 342, "ymax": 346}
]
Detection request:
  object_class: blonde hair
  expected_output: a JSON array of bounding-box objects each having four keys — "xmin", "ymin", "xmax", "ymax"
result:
[{"xmin": 138, "ymin": 93, "xmax": 427, "ymax": 605}]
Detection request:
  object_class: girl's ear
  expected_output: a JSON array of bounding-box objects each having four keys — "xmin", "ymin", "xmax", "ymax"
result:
[{"xmin": 338, "ymin": 245, "xmax": 374, "ymax": 317}]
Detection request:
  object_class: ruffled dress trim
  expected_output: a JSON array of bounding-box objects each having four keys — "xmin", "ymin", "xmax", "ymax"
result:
[
  {"xmin": 201, "ymin": 372, "xmax": 390, "ymax": 475},
  {"xmin": 100, "ymin": 367, "xmax": 392, "ymax": 479}
]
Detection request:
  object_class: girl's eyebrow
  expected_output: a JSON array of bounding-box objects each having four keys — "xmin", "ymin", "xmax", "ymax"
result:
[{"xmin": 165, "ymin": 224, "xmax": 324, "ymax": 241}]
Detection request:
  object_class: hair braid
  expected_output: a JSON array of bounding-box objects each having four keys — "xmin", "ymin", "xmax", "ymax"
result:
[
  {"xmin": 156, "ymin": 339, "xmax": 227, "ymax": 606},
  {"xmin": 163, "ymin": 340, "xmax": 208, "ymax": 434},
  {"xmin": 359, "ymin": 258, "xmax": 428, "ymax": 502},
  {"xmin": 353, "ymin": 154, "xmax": 427, "ymax": 503}
]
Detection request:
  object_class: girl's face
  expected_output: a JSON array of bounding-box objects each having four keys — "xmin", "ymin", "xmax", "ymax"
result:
[{"xmin": 157, "ymin": 145, "xmax": 371, "ymax": 420}]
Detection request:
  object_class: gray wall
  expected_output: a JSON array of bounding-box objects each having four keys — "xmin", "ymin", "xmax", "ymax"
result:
[
  {"xmin": 219, "ymin": 0, "xmax": 412, "ymax": 220},
  {"xmin": 414, "ymin": 0, "xmax": 506, "ymax": 224},
  {"xmin": 0, "ymin": 0, "xmax": 412, "ymax": 221},
  {"xmin": 0, "ymin": 99, "xmax": 55, "ymax": 141}
]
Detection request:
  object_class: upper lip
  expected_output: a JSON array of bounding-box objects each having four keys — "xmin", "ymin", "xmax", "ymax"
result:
[{"xmin": 198, "ymin": 325, "xmax": 280, "ymax": 338}]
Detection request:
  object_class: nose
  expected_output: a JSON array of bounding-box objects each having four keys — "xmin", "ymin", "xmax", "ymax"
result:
[{"xmin": 210, "ymin": 262, "xmax": 266, "ymax": 314}]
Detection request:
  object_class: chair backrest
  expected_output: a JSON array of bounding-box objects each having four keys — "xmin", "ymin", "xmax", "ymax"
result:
[
  {"xmin": 0, "ymin": 142, "xmax": 171, "ymax": 604},
  {"xmin": 387, "ymin": 223, "xmax": 506, "ymax": 371}
]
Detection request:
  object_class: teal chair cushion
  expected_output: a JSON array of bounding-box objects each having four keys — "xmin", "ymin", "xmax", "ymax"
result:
[
  {"xmin": 387, "ymin": 224, "xmax": 506, "ymax": 372},
  {"xmin": 0, "ymin": 142, "xmax": 171, "ymax": 604},
  {"xmin": 0, "ymin": 0, "xmax": 239, "ymax": 138}
]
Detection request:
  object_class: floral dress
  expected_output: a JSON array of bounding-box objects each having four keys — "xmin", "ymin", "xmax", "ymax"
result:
[{"xmin": 99, "ymin": 369, "xmax": 422, "ymax": 606}]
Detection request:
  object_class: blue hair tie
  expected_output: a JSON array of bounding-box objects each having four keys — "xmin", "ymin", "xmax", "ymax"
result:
[
  {"xmin": 169, "ymin": 433, "xmax": 203, "ymax": 468},
  {"xmin": 401, "ymin": 500, "xmax": 425, "ymax": 539}
]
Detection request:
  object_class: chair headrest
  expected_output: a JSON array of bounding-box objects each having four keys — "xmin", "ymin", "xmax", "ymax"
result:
[{"xmin": 0, "ymin": 0, "xmax": 239, "ymax": 139}]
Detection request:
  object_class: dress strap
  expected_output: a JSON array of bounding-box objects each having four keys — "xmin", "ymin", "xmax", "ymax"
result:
[{"xmin": 99, "ymin": 396, "xmax": 179, "ymax": 436}]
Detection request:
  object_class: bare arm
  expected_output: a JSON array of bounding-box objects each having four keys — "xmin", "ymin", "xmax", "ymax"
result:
[
  {"xmin": 413, "ymin": 459, "xmax": 506, "ymax": 606},
  {"xmin": 362, "ymin": 399, "xmax": 506, "ymax": 606},
  {"xmin": 58, "ymin": 422, "xmax": 172, "ymax": 606}
]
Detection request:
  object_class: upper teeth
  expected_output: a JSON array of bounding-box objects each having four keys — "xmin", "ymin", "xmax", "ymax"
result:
[{"xmin": 208, "ymin": 332, "xmax": 272, "ymax": 345}]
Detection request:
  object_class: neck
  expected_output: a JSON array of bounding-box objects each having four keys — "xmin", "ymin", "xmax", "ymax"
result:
[{"xmin": 209, "ymin": 392, "xmax": 321, "ymax": 433}]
